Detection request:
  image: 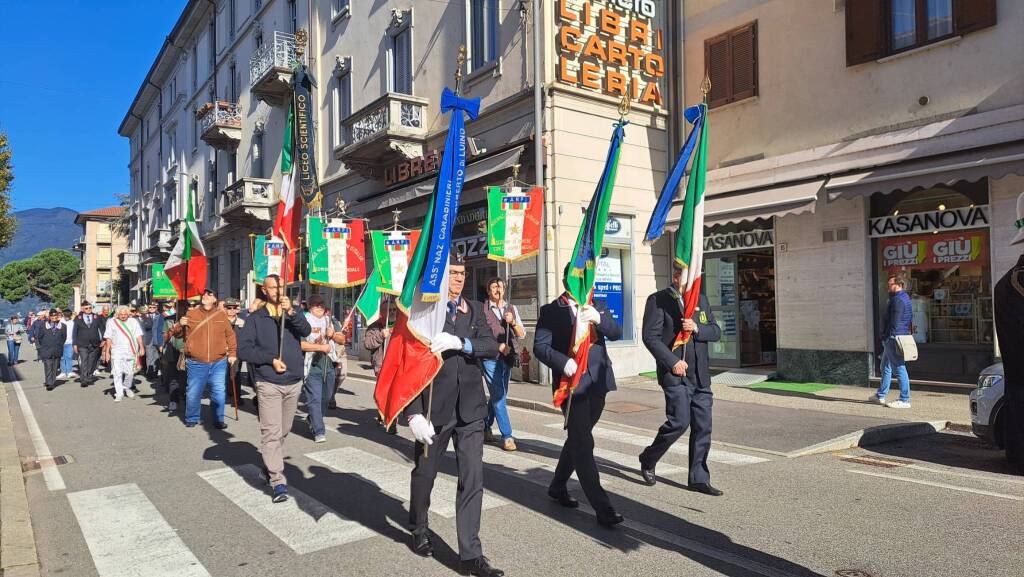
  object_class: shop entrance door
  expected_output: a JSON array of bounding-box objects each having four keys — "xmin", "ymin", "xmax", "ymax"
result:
[{"xmin": 704, "ymin": 250, "xmax": 777, "ymax": 367}]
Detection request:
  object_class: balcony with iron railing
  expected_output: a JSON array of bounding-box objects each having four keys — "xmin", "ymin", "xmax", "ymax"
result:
[
  {"xmin": 250, "ymin": 31, "xmax": 301, "ymax": 105},
  {"xmin": 119, "ymin": 251, "xmax": 141, "ymax": 273},
  {"xmin": 220, "ymin": 177, "xmax": 275, "ymax": 226},
  {"xmin": 197, "ymin": 101, "xmax": 242, "ymax": 150},
  {"xmin": 335, "ymin": 92, "xmax": 430, "ymax": 179},
  {"xmin": 73, "ymin": 236, "xmax": 85, "ymax": 251}
]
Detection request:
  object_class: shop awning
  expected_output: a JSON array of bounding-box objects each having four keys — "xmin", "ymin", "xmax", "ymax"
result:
[
  {"xmin": 667, "ymin": 178, "xmax": 824, "ymax": 229},
  {"xmin": 825, "ymin": 142, "xmax": 1024, "ymax": 201},
  {"xmin": 355, "ymin": 146, "xmax": 525, "ymax": 214}
]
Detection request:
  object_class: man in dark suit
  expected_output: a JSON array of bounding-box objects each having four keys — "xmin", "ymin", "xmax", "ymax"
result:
[
  {"xmin": 73, "ymin": 301, "xmax": 106, "ymax": 387},
  {"xmin": 639, "ymin": 263, "xmax": 723, "ymax": 495},
  {"xmin": 534, "ymin": 275, "xmax": 624, "ymax": 528},
  {"xmin": 405, "ymin": 253, "xmax": 503, "ymax": 577},
  {"xmin": 38, "ymin": 309, "xmax": 67, "ymax": 391}
]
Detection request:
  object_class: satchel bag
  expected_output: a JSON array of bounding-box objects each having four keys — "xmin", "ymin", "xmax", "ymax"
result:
[{"xmin": 894, "ymin": 335, "xmax": 918, "ymax": 362}]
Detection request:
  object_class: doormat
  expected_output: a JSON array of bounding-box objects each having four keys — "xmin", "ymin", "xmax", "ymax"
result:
[{"xmin": 747, "ymin": 381, "xmax": 834, "ymax": 394}]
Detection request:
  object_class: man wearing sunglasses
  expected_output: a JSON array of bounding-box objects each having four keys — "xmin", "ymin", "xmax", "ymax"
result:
[{"xmin": 73, "ymin": 301, "xmax": 106, "ymax": 387}]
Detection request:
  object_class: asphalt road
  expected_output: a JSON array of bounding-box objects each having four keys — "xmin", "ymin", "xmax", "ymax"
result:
[{"xmin": 5, "ymin": 350, "xmax": 1023, "ymax": 577}]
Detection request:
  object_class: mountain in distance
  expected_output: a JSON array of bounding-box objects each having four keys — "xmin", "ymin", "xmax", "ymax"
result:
[{"xmin": 0, "ymin": 207, "xmax": 81, "ymax": 319}]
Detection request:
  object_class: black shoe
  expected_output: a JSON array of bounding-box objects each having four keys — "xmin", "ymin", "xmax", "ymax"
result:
[
  {"xmin": 459, "ymin": 556, "xmax": 504, "ymax": 577},
  {"xmin": 80, "ymin": 382, "xmax": 89, "ymax": 388},
  {"xmin": 596, "ymin": 510, "xmax": 624, "ymax": 527},
  {"xmin": 185, "ymin": 422, "xmax": 198, "ymax": 428},
  {"xmin": 640, "ymin": 462, "xmax": 657, "ymax": 486},
  {"xmin": 214, "ymin": 421, "xmax": 228, "ymax": 430},
  {"xmin": 327, "ymin": 400, "xmax": 337, "ymax": 410},
  {"xmin": 689, "ymin": 483, "xmax": 724, "ymax": 496},
  {"xmin": 411, "ymin": 531, "xmax": 434, "ymax": 557},
  {"xmin": 387, "ymin": 421, "xmax": 398, "ymax": 435},
  {"xmin": 45, "ymin": 385, "xmax": 53, "ymax": 391},
  {"xmin": 547, "ymin": 488, "xmax": 579, "ymax": 508}
]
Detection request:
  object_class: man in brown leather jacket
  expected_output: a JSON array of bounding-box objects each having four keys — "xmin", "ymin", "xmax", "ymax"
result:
[{"xmin": 172, "ymin": 289, "xmax": 236, "ymax": 429}]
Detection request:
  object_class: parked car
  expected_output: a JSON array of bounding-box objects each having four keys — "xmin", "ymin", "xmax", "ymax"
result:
[{"xmin": 970, "ymin": 363, "xmax": 1005, "ymax": 447}]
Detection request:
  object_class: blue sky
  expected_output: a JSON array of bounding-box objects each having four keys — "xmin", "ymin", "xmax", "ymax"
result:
[{"xmin": 0, "ymin": 1, "xmax": 186, "ymax": 212}]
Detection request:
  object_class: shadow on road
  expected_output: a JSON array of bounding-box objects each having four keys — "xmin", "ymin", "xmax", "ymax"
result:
[{"xmin": 866, "ymin": 431, "xmax": 1018, "ymax": 476}]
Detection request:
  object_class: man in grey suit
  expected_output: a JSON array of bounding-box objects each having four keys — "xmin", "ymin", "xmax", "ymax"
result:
[{"xmin": 639, "ymin": 263, "xmax": 723, "ymax": 496}]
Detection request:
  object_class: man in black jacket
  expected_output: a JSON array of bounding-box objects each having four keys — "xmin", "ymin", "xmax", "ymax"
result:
[
  {"xmin": 405, "ymin": 254, "xmax": 503, "ymax": 577},
  {"xmin": 533, "ymin": 276, "xmax": 624, "ymax": 528},
  {"xmin": 73, "ymin": 301, "xmax": 106, "ymax": 387},
  {"xmin": 38, "ymin": 309, "xmax": 67, "ymax": 391},
  {"xmin": 237, "ymin": 275, "xmax": 311, "ymax": 504},
  {"xmin": 639, "ymin": 264, "xmax": 723, "ymax": 495}
]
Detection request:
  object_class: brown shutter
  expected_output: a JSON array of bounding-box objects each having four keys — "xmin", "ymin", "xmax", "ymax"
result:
[
  {"xmin": 730, "ymin": 23, "xmax": 757, "ymax": 101},
  {"xmin": 845, "ymin": 0, "xmax": 884, "ymax": 66},
  {"xmin": 957, "ymin": 0, "xmax": 996, "ymax": 35},
  {"xmin": 705, "ymin": 33, "xmax": 731, "ymax": 108}
]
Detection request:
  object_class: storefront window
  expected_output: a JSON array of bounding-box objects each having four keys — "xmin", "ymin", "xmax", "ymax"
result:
[{"xmin": 594, "ymin": 215, "xmax": 634, "ymax": 341}]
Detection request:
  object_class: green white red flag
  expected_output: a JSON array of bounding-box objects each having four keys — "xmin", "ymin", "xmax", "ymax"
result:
[
  {"xmin": 486, "ymin": 186, "xmax": 543, "ymax": 262},
  {"xmin": 308, "ymin": 217, "xmax": 367, "ymax": 288},
  {"xmin": 273, "ymin": 100, "xmax": 302, "ymax": 282},
  {"xmin": 369, "ymin": 229, "xmax": 421, "ymax": 295},
  {"xmin": 164, "ymin": 180, "xmax": 207, "ymax": 299}
]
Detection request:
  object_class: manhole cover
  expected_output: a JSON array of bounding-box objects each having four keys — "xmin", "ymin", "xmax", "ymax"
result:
[
  {"xmin": 836, "ymin": 570, "xmax": 873, "ymax": 577},
  {"xmin": 603, "ymin": 401, "xmax": 655, "ymax": 414},
  {"xmin": 22, "ymin": 455, "xmax": 74, "ymax": 472}
]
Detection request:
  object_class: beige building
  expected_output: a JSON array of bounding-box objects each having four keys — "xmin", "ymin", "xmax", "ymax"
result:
[
  {"xmin": 677, "ymin": 0, "xmax": 1021, "ymax": 385},
  {"xmin": 73, "ymin": 207, "xmax": 128, "ymax": 308}
]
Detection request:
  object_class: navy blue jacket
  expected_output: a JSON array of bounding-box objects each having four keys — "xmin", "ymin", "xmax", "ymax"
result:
[
  {"xmin": 36, "ymin": 322, "xmax": 66, "ymax": 359},
  {"xmin": 237, "ymin": 306, "xmax": 311, "ymax": 385},
  {"xmin": 882, "ymin": 290, "xmax": 913, "ymax": 338},
  {"xmin": 534, "ymin": 296, "xmax": 620, "ymax": 397},
  {"xmin": 642, "ymin": 290, "xmax": 721, "ymax": 388}
]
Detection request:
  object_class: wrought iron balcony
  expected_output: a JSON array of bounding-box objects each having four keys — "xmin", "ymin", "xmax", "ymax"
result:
[
  {"xmin": 73, "ymin": 236, "xmax": 85, "ymax": 251},
  {"xmin": 198, "ymin": 101, "xmax": 242, "ymax": 150},
  {"xmin": 250, "ymin": 31, "xmax": 300, "ymax": 105},
  {"xmin": 220, "ymin": 177, "xmax": 275, "ymax": 225},
  {"xmin": 335, "ymin": 93, "xmax": 430, "ymax": 179},
  {"xmin": 119, "ymin": 251, "xmax": 141, "ymax": 273}
]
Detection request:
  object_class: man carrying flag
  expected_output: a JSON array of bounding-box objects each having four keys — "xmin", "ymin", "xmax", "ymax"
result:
[{"xmin": 637, "ymin": 100, "xmax": 723, "ymax": 495}]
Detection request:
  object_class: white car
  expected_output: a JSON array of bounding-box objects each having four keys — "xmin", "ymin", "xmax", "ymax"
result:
[{"xmin": 970, "ymin": 363, "xmax": 1005, "ymax": 447}]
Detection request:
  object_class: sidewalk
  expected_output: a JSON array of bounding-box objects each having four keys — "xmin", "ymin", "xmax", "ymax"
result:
[
  {"xmin": 346, "ymin": 361, "xmax": 969, "ymax": 457},
  {"xmin": 0, "ymin": 356, "xmax": 42, "ymax": 577}
]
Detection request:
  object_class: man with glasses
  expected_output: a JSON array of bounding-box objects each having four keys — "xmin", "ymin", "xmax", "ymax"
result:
[
  {"xmin": 39, "ymin": 309, "xmax": 67, "ymax": 391},
  {"xmin": 222, "ymin": 297, "xmax": 250, "ymax": 407},
  {"xmin": 73, "ymin": 301, "xmax": 106, "ymax": 387},
  {"xmin": 172, "ymin": 289, "xmax": 236, "ymax": 429},
  {"xmin": 237, "ymin": 275, "xmax": 311, "ymax": 503}
]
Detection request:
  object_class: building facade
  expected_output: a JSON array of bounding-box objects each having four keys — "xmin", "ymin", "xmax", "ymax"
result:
[
  {"xmin": 73, "ymin": 207, "xmax": 128, "ymax": 308},
  {"xmin": 676, "ymin": 0, "xmax": 1021, "ymax": 385},
  {"xmin": 120, "ymin": 0, "xmax": 1021, "ymax": 386}
]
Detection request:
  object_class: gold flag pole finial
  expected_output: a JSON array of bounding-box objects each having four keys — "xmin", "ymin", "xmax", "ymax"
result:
[
  {"xmin": 700, "ymin": 73, "xmax": 712, "ymax": 104},
  {"xmin": 392, "ymin": 209, "xmax": 402, "ymax": 229},
  {"xmin": 336, "ymin": 197, "xmax": 347, "ymax": 217},
  {"xmin": 454, "ymin": 44, "xmax": 466, "ymax": 95},
  {"xmin": 618, "ymin": 94, "xmax": 631, "ymax": 121},
  {"xmin": 295, "ymin": 29, "xmax": 308, "ymax": 60}
]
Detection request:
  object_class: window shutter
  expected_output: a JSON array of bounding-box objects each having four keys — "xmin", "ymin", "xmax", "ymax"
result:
[
  {"xmin": 730, "ymin": 23, "xmax": 757, "ymax": 101},
  {"xmin": 705, "ymin": 33, "xmax": 731, "ymax": 108},
  {"xmin": 845, "ymin": 0, "xmax": 884, "ymax": 66},
  {"xmin": 957, "ymin": 0, "xmax": 996, "ymax": 35}
]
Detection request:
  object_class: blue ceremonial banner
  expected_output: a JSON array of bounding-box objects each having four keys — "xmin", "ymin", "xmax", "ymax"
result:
[
  {"xmin": 643, "ymin": 104, "xmax": 706, "ymax": 245},
  {"xmin": 418, "ymin": 87, "xmax": 480, "ymax": 300}
]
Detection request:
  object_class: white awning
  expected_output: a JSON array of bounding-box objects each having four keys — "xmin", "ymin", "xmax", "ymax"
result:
[
  {"xmin": 667, "ymin": 178, "xmax": 824, "ymax": 229},
  {"xmin": 825, "ymin": 142, "xmax": 1024, "ymax": 201},
  {"xmin": 354, "ymin": 146, "xmax": 525, "ymax": 214}
]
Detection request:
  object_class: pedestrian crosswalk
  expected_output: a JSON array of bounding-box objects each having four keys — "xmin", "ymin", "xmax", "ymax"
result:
[{"xmin": 64, "ymin": 421, "xmax": 771, "ymax": 576}]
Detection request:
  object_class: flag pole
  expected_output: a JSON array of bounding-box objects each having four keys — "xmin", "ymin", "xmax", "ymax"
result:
[
  {"xmin": 278, "ymin": 245, "xmax": 290, "ymax": 365},
  {"xmin": 230, "ymin": 362, "xmax": 239, "ymax": 420},
  {"xmin": 682, "ymin": 76, "xmax": 712, "ymax": 363}
]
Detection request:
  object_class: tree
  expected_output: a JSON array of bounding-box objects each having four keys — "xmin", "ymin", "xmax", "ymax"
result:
[
  {"xmin": 110, "ymin": 193, "xmax": 131, "ymax": 238},
  {"xmin": 0, "ymin": 132, "xmax": 18, "ymax": 249},
  {"xmin": 0, "ymin": 249, "xmax": 80, "ymax": 309}
]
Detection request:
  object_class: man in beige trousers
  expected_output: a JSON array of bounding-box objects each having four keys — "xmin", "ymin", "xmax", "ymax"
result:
[{"xmin": 236, "ymin": 275, "xmax": 311, "ymax": 503}]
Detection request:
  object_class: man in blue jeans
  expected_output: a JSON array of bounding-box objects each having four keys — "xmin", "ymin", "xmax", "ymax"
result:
[
  {"xmin": 481, "ymin": 277, "xmax": 526, "ymax": 451},
  {"xmin": 300, "ymin": 294, "xmax": 337, "ymax": 444},
  {"xmin": 872, "ymin": 273, "xmax": 913, "ymax": 408},
  {"xmin": 172, "ymin": 289, "xmax": 237, "ymax": 428}
]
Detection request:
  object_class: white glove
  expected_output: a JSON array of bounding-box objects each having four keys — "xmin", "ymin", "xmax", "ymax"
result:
[
  {"xmin": 563, "ymin": 359, "xmax": 578, "ymax": 377},
  {"xmin": 430, "ymin": 332, "xmax": 464, "ymax": 354},
  {"xmin": 578, "ymin": 305, "xmax": 601, "ymax": 325},
  {"xmin": 408, "ymin": 414, "xmax": 435, "ymax": 445}
]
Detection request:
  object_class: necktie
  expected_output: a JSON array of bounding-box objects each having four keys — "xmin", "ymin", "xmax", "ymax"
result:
[
  {"xmin": 448, "ymin": 300, "xmax": 457, "ymax": 321},
  {"xmin": 85, "ymin": 315, "xmax": 91, "ymax": 325}
]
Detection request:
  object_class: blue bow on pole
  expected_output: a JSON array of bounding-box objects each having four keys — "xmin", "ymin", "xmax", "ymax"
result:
[{"xmin": 643, "ymin": 105, "xmax": 706, "ymax": 245}]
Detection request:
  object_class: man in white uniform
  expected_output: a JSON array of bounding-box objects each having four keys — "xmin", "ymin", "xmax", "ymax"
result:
[{"xmin": 102, "ymin": 305, "xmax": 144, "ymax": 402}]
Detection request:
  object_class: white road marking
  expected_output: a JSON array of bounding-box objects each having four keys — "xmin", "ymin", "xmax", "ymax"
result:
[
  {"xmin": 67, "ymin": 483, "xmax": 211, "ymax": 577},
  {"xmin": 513, "ymin": 429, "xmax": 687, "ymax": 475},
  {"xmin": 837, "ymin": 453, "xmax": 1024, "ymax": 486},
  {"xmin": 546, "ymin": 422, "xmax": 770, "ymax": 465},
  {"xmin": 847, "ymin": 469, "xmax": 1024, "ymax": 501},
  {"xmin": 10, "ymin": 379, "xmax": 65, "ymax": 491},
  {"xmin": 306, "ymin": 447, "xmax": 506, "ymax": 517},
  {"xmin": 198, "ymin": 465, "xmax": 376, "ymax": 554}
]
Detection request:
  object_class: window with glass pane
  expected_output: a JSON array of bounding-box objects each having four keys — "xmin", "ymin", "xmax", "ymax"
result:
[
  {"xmin": 595, "ymin": 215, "xmax": 634, "ymax": 341},
  {"xmin": 337, "ymin": 72, "xmax": 352, "ymax": 145},
  {"xmin": 336, "ymin": 0, "xmax": 349, "ymax": 15},
  {"xmin": 926, "ymin": 0, "xmax": 953, "ymax": 39},
  {"xmin": 252, "ymin": 132, "xmax": 264, "ymax": 178},
  {"xmin": 471, "ymin": 0, "xmax": 499, "ymax": 70},
  {"xmin": 392, "ymin": 30, "xmax": 412, "ymax": 94},
  {"xmin": 890, "ymin": 0, "xmax": 916, "ymax": 50},
  {"xmin": 98, "ymin": 246, "xmax": 112, "ymax": 269}
]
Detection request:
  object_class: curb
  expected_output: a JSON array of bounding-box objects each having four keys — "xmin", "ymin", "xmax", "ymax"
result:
[
  {"xmin": 785, "ymin": 420, "xmax": 949, "ymax": 458},
  {"xmin": 0, "ymin": 380, "xmax": 41, "ymax": 577}
]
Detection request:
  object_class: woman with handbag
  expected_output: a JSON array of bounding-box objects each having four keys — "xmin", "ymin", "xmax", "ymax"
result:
[
  {"xmin": 871, "ymin": 274, "xmax": 914, "ymax": 408},
  {"xmin": 5, "ymin": 315, "xmax": 24, "ymax": 366},
  {"xmin": 482, "ymin": 277, "xmax": 527, "ymax": 451}
]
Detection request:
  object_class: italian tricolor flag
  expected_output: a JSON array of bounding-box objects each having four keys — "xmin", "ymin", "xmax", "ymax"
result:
[
  {"xmin": 273, "ymin": 100, "xmax": 302, "ymax": 282},
  {"xmin": 486, "ymin": 185, "xmax": 544, "ymax": 262},
  {"xmin": 164, "ymin": 180, "xmax": 207, "ymax": 299},
  {"xmin": 673, "ymin": 104, "xmax": 708, "ymax": 346}
]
